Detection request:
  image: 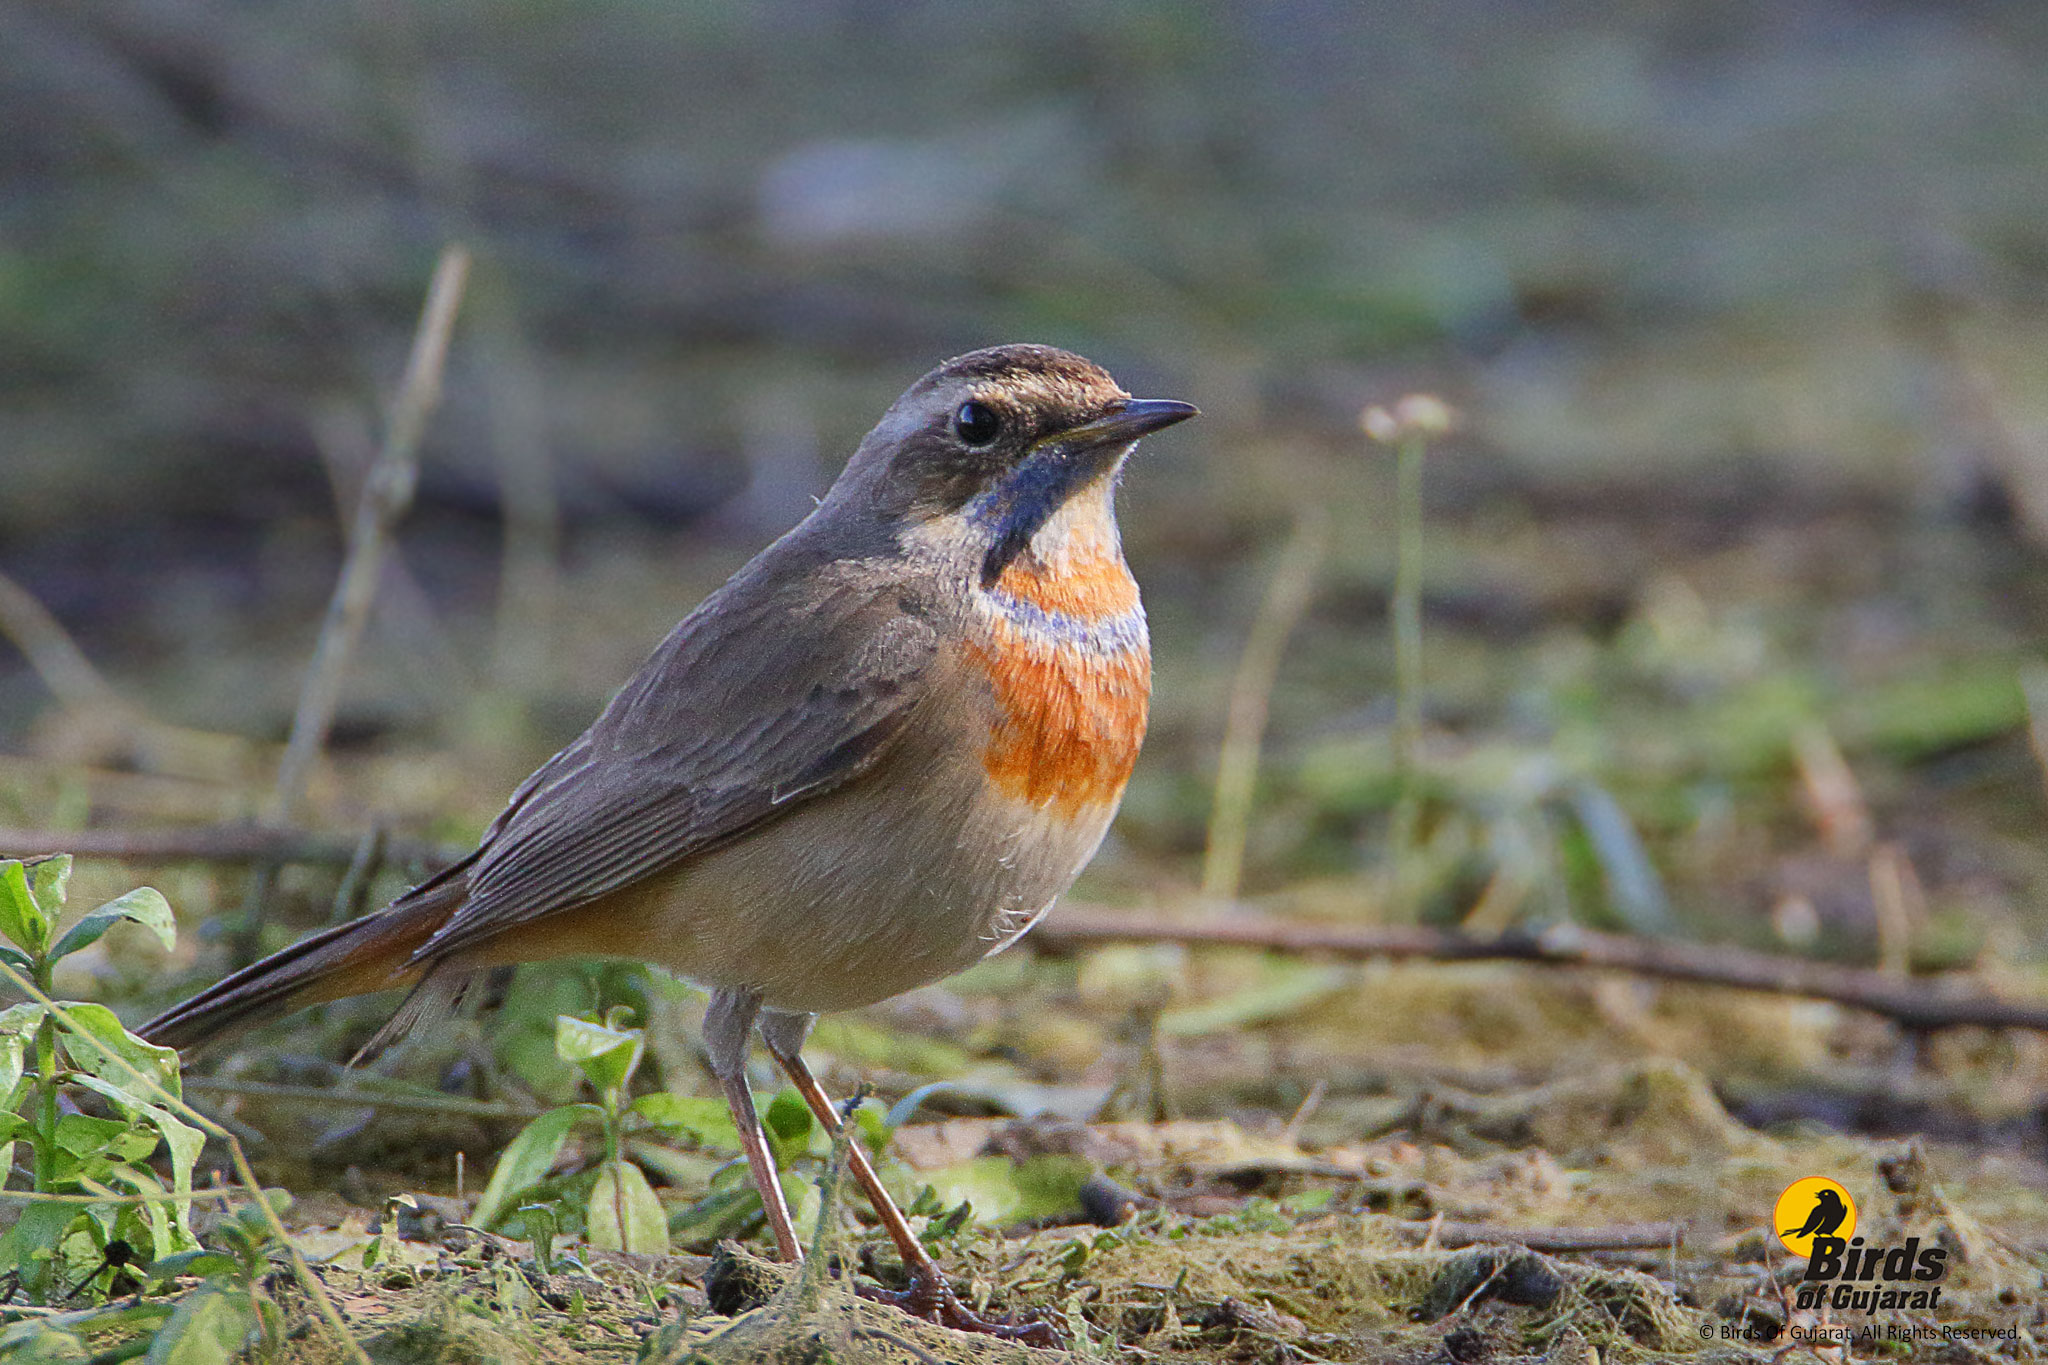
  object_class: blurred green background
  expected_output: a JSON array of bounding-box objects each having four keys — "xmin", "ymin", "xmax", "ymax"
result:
[{"xmin": 6, "ymin": 1, "xmax": 2048, "ymax": 1109}]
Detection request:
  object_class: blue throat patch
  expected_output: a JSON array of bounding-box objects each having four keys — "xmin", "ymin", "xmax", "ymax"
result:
[{"xmin": 968, "ymin": 445, "xmax": 1117, "ymax": 587}]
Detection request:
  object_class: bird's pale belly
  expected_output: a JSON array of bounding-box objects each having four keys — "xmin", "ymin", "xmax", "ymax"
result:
[{"xmin": 597, "ymin": 750, "xmax": 1122, "ymax": 1013}]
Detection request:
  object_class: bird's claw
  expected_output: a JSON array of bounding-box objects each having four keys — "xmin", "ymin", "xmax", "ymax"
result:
[{"xmin": 856, "ymin": 1266, "xmax": 1062, "ymax": 1348}]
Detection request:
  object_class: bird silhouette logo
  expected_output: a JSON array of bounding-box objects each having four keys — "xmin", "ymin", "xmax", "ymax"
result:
[
  {"xmin": 1773, "ymin": 1177, "xmax": 1858, "ymax": 1258},
  {"xmin": 1782, "ymin": 1188, "xmax": 1848, "ymax": 1239}
]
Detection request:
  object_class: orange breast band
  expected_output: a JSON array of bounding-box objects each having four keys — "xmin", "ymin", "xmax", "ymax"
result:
[
  {"xmin": 965, "ymin": 549, "xmax": 1150, "ymax": 816},
  {"xmin": 990, "ymin": 550, "xmax": 1140, "ymax": 622}
]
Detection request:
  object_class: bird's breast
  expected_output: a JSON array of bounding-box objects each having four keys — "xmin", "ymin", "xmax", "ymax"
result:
[{"xmin": 963, "ymin": 549, "xmax": 1150, "ymax": 818}]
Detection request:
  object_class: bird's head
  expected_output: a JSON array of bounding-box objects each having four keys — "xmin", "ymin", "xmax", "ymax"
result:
[{"xmin": 838, "ymin": 344, "xmax": 1197, "ymax": 585}]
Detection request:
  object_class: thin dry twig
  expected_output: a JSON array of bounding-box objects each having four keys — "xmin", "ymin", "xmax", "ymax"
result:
[
  {"xmin": 1278, "ymin": 1077, "xmax": 1326, "ymax": 1147},
  {"xmin": 307, "ymin": 402, "xmax": 470, "ymax": 698},
  {"xmin": 1896, "ymin": 276, "xmax": 2048, "ymax": 548},
  {"xmin": 0, "ymin": 574, "xmax": 256, "ymax": 782},
  {"xmin": 0, "ymin": 572, "xmax": 125, "ymax": 714},
  {"xmin": 268, "ymin": 244, "xmax": 471, "ymax": 825},
  {"xmin": 1867, "ymin": 842, "xmax": 1924, "ymax": 981},
  {"xmin": 1035, "ymin": 906, "xmax": 2048, "ymax": 1033},
  {"xmin": 1791, "ymin": 723, "xmax": 1871, "ymax": 859},
  {"xmin": 1202, "ymin": 506, "xmax": 1328, "ymax": 901}
]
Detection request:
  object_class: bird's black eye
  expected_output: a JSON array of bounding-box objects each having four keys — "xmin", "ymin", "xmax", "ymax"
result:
[{"xmin": 953, "ymin": 401, "xmax": 1002, "ymax": 447}]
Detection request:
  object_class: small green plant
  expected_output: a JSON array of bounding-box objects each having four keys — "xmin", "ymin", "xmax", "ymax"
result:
[
  {"xmin": 0, "ymin": 856, "xmax": 202, "ymax": 1303},
  {"xmin": 474, "ymin": 1007, "xmax": 745, "ymax": 1256},
  {"xmin": 136, "ymin": 1190, "xmax": 291, "ymax": 1359}
]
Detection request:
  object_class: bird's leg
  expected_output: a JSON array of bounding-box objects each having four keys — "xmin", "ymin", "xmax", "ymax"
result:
[
  {"xmin": 704, "ymin": 988, "xmax": 803, "ymax": 1263},
  {"xmin": 718, "ymin": 1069, "xmax": 804, "ymax": 1263},
  {"xmin": 762, "ymin": 1026, "xmax": 1059, "ymax": 1347}
]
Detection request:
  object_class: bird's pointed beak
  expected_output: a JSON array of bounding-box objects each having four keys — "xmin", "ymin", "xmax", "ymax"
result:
[{"xmin": 1058, "ymin": 397, "xmax": 1200, "ymax": 449}]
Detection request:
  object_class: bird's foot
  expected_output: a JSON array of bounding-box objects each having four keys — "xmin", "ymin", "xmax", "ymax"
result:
[{"xmin": 855, "ymin": 1265, "xmax": 1061, "ymax": 1348}]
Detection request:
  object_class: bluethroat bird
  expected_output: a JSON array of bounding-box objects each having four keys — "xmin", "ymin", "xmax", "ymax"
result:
[{"xmin": 144, "ymin": 344, "xmax": 1196, "ymax": 1341}]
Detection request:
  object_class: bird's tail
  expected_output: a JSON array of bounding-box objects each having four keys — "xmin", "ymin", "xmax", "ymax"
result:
[{"xmin": 139, "ymin": 858, "xmax": 476, "ymax": 1055}]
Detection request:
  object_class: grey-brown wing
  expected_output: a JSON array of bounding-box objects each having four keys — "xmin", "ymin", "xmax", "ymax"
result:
[{"xmin": 409, "ymin": 557, "xmax": 939, "ymax": 965}]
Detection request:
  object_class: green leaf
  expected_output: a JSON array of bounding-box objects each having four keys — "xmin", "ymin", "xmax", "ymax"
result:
[
  {"xmin": 52, "ymin": 1003, "xmax": 183, "ymax": 1106},
  {"xmin": 1839, "ymin": 662, "xmax": 2028, "ymax": 759},
  {"xmin": 664, "ymin": 1185, "xmax": 758, "ymax": 1247},
  {"xmin": 493, "ymin": 966, "xmax": 597, "ymax": 1103},
  {"xmin": 471, "ymin": 1103, "xmax": 602, "ymax": 1230},
  {"xmin": 28, "ymin": 856, "xmax": 72, "ymax": 923},
  {"xmin": 0, "ymin": 1001, "xmax": 46, "ymax": 1036},
  {"xmin": 114, "ymin": 1165, "xmax": 197, "ymax": 1263},
  {"xmin": 0, "ymin": 1029, "xmax": 25, "ymax": 1106},
  {"xmin": 0, "ymin": 1321, "xmax": 86, "ymax": 1360},
  {"xmin": 850, "ymin": 1099, "xmax": 891, "ymax": 1155},
  {"xmin": 0, "ymin": 946, "xmax": 33, "ymax": 976},
  {"xmin": 630, "ymin": 1092, "xmax": 741, "ymax": 1153},
  {"xmin": 145, "ymin": 1250, "xmax": 239, "ymax": 1281},
  {"xmin": 1280, "ymin": 1188, "xmax": 1335, "ymax": 1214},
  {"xmin": 0, "ymin": 860, "xmax": 47, "ymax": 958},
  {"xmin": 0, "ymin": 1199, "xmax": 85, "ymax": 1299},
  {"xmin": 52, "ymin": 888, "xmax": 176, "ymax": 962},
  {"xmin": 150, "ymin": 1109, "xmax": 205, "ymax": 1205},
  {"xmin": 587, "ymin": 1161, "xmax": 667, "ymax": 1255},
  {"xmin": 510, "ymin": 1202, "xmax": 558, "ymax": 1275},
  {"xmin": 0, "ymin": 1318, "xmax": 82, "ymax": 1358},
  {"xmin": 0, "ymin": 1299, "xmax": 173, "ymax": 1352},
  {"xmin": 554, "ymin": 1014, "xmax": 643, "ymax": 1095},
  {"xmin": 145, "ymin": 1286, "xmax": 252, "ymax": 1365},
  {"xmin": 915, "ymin": 1155, "xmax": 1091, "ymax": 1225},
  {"xmin": 783, "ymin": 1168, "xmax": 820, "ymax": 1239},
  {"xmin": 1562, "ymin": 781, "xmax": 1673, "ymax": 936},
  {"xmin": 55, "ymin": 1112, "xmax": 134, "ymax": 1159},
  {"xmin": 67, "ymin": 1073, "xmax": 205, "ymax": 1250},
  {"xmin": 623, "ymin": 1141, "xmax": 721, "ymax": 1190},
  {"xmin": 763, "ymin": 1087, "xmax": 813, "ymax": 1164}
]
